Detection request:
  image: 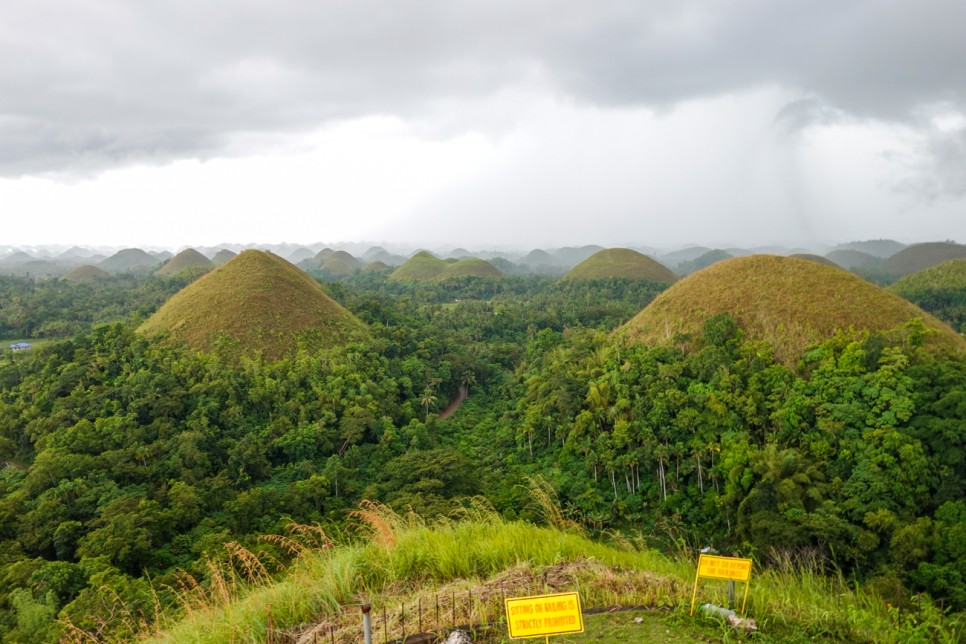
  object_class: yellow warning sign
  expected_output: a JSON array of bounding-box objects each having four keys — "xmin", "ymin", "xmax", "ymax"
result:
[
  {"xmin": 690, "ymin": 554, "xmax": 754, "ymax": 616},
  {"xmin": 504, "ymin": 592, "xmax": 584, "ymax": 639},
  {"xmin": 696, "ymin": 554, "xmax": 752, "ymax": 582}
]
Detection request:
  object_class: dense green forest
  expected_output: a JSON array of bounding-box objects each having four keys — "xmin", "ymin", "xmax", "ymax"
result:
[{"xmin": 0, "ymin": 270, "xmax": 964, "ymax": 641}]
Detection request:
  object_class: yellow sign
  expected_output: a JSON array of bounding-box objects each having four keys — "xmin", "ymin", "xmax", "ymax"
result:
[
  {"xmin": 690, "ymin": 554, "xmax": 753, "ymax": 616},
  {"xmin": 505, "ymin": 592, "xmax": 584, "ymax": 639},
  {"xmin": 696, "ymin": 554, "xmax": 752, "ymax": 581}
]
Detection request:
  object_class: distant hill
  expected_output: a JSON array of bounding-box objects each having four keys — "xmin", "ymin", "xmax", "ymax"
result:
[
  {"xmin": 155, "ymin": 248, "xmax": 213, "ymax": 277},
  {"xmin": 660, "ymin": 246, "xmax": 714, "ymax": 267},
  {"xmin": 832, "ymin": 239, "xmax": 907, "ymax": 259},
  {"xmin": 211, "ymin": 249, "xmax": 237, "ymax": 265},
  {"xmin": 562, "ymin": 248, "xmax": 677, "ymax": 282},
  {"xmin": 551, "ymin": 245, "xmax": 604, "ymax": 267},
  {"xmin": 891, "ymin": 258, "xmax": 966, "ymax": 332},
  {"xmin": 520, "ymin": 249, "xmax": 557, "ymax": 266},
  {"xmin": 447, "ymin": 248, "xmax": 472, "ymax": 259},
  {"xmin": 320, "ymin": 251, "xmax": 362, "ymax": 276},
  {"xmin": 790, "ymin": 253, "xmax": 840, "ymax": 268},
  {"xmin": 287, "ymin": 247, "xmax": 316, "ymax": 264},
  {"xmin": 825, "ymin": 249, "xmax": 880, "ymax": 270},
  {"xmin": 389, "ymin": 252, "xmax": 502, "ymax": 281},
  {"xmin": 152, "ymin": 250, "xmax": 174, "ymax": 262},
  {"xmin": 878, "ymin": 242, "xmax": 966, "ymax": 277},
  {"xmin": 100, "ymin": 248, "xmax": 159, "ymax": 274},
  {"xmin": 139, "ymin": 250, "xmax": 366, "ymax": 360},
  {"xmin": 0, "ymin": 251, "xmax": 35, "ymax": 265},
  {"xmin": 62, "ymin": 265, "xmax": 109, "ymax": 282},
  {"xmin": 362, "ymin": 260, "xmax": 390, "ymax": 272},
  {"xmin": 673, "ymin": 249, "xmax": 732, "ymax": 276},
  {"xmin": 621, "ymin": 255, "xmax": 965, "ymax": 363}
]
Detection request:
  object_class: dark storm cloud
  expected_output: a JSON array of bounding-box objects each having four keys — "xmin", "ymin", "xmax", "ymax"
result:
[{"xmin": 1, "ymin": 0, "xmax": 963, "ymax": 177}]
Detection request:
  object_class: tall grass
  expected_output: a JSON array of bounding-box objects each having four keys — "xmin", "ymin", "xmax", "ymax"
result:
[{"xmin": 141, "ymin": 502, "xmax": 962, "ymax": 643}]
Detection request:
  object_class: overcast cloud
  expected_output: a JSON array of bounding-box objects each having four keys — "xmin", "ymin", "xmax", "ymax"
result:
[{"xmin": 1, "ymin": 1, "xmax": 964, "ymax": 248}]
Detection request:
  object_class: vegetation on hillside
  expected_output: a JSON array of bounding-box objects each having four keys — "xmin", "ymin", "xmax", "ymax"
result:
[
  {"xmin": 1, "ymin": 252, "xmax": 965, "ymax": 641},
  {"xmin": 891, "ymin": 258, "xmax": 966, "ymax": 332}
]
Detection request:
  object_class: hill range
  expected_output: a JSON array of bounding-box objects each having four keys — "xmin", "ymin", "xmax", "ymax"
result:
[{"xmin": 389, "ymin": 252, "xmax": 502, "ymax": 281}]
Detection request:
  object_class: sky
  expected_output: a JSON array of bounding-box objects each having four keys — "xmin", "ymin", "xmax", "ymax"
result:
[{"xmin": 1, "ymin": 1, "xmax": 965, "ymax": 251}]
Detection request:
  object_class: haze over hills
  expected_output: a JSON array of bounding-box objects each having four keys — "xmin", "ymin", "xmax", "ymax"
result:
[
  {"xmin": 621, "ymin": 255, "xmax": 966, "ymax": 363},
  {"xmin": 562, "ymin": 248, "xmax": 677, "ymax": 282},
  {"xmin": 139, "ymin": 250, "xmax": 366, "ymax": 359},
  {"xmin": 877, "ymin": 242, "xmax": 966, "ymax": 277}
]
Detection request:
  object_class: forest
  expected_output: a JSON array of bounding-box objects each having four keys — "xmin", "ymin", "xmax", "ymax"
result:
[{"xmin": 0, "ymin": 267, "xmax": 965, "ymax": 641}]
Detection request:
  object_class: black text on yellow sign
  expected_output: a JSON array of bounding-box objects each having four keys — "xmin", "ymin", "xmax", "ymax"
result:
[
  {"xmin": 690, "ymin": 554, "xmax": 754, "ymax": 615},
  {"xmin": 504, "ymin": 592, "xmax": 584, "ymax": 639}
]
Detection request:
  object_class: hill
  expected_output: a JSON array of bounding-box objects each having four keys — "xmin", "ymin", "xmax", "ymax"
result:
[
  {"xmin": 388, "ymin": 251, "xmax": 446, "ymax": 281},
  {"xmin": 389, "ymin": 252, "xmax": 503, "ymax": 281},
  {"xmin": 139, "ymin": 250, "xmax": 366, "ymax": 359},
  {"xmin": 563, "ymin": 248, "xmax": 677, "ymax": 282},
  {"xmin": 891, "ymin": 258, "xmax": 966, "ymax": 331},
  {"xmin": 155, "ymin": 248, "xmax": 214, "ymax": 277},
  {"xmin": 99, "ymin": 248, "xmax": 159, "ymax": 274},
  {"xmin": 362, "ymin": 260, "xmax": 390, "ymax": 272},
  {"xmin": 552, "ymin": 245, "xmax": 604, "ymax": 267},
  {"xmin": 673, "ymin": 249, "xmax": 732, "ymax": 276},
  {"xmin": 878, "ymin": 242, "xmax": 966, "ymax": 277},
  {"xmin": 832, "ymin": 239, "xmax": 906, "ymax": 258},
  {"xmin": 320, "ymin": 251, "xmax": 362, "ymax": 276},
  {"xmin": 825, "ymin": 249, "xmax": 880, "ymax": 269},
  {"xmin": 210, "ymin": 249, "xmax": 237, "ymax": 265},
  {"xmin": 62, "ymin": 264, "xmax": 109, "ymax": 282},
  {"xmin": 790, "ymin": 253, "xmax": 840, "ymax": 268},
  {"xmin": 621, "ymin": 255, "xmax": 965, "ymax": 362}
]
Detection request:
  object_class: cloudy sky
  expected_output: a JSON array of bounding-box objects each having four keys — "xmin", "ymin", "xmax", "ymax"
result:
[{"xmin": 2, "ymin": 1, "xmax": 965, "ymax": 251}]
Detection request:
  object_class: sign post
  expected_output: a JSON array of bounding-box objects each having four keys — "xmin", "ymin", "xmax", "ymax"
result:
[
  {"xmin": 690, "ymin": 554, "xmax": 753, "ymax": 616},
  {"xmin": 504, "ymin": 592, "xmax": 584, "ymax": 641}
]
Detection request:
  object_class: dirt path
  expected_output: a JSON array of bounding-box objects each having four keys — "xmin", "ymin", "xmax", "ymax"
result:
[{"xmin": 438, "ymin": 384, "xmax": 468, "ymax": 420}]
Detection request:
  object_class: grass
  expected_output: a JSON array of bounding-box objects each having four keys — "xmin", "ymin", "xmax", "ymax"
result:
[
  {"xmin": 562, "ymin": 248, "xmax": 677, "ymax": 282},
  {"xmin": 892, "ymin": 258, "xmax": 966, "ymax": 293},
  {"xmin": 62, "ymin": 264, "xmax": 110, "ymax": 282},
  {"xmin": 139, "ymin": 250, "xmax": 367, "ymax": 360},
  {"xmin": 621, "ymin": 254, "xmax": 966, "ymax": 364},
  {"xmin": 129, "ymin": 502, "xmax": 963, "ymax": 644}
]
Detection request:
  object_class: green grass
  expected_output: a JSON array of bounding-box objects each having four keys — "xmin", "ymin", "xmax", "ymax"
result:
[
  {"xmin": 139, "ymin": 250, "xmax": 367, "ymax": 360},
  {"xmin": 622, "ymin": 254, "xmax": 966, "ymax": 363},
  {"xmin": 155, "ymin": 249, "xmax": 213, "ymax": 277},
  {"xmin": 563, "ymin": 248, "xmax": 677, "ymax": 282},
  {"xmin": 389, "ymin": 252, "xmax": 502, "ymax": 282},
  {"xmin": 136, "ymin": 504, "xmax": 963, "ymax": 643}
]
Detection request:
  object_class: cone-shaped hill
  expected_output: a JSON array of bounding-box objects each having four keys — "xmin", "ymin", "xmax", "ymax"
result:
[
  {"xmin": 139, "ymin": 250, "xmax": 366, "ymax": 360},
  {"xmin": 621, "ymin": 255, "xmax": 965, "ymax": 363},
  {"xmin": 389, "ymin": 252, "xmax": 502, "ymax": 281},
  {"xmin": 891, "ymin": 259, "xmax": 966, "ymax": 331},
  {"xmin": 790, "ymin": 253, "xmax": 841, "ymax": 268},
  {"xmin": 211, "ymin": 249, "xmax": 237, "ymax": 266},
  {"xmin": 100, "ymin": 248, "xmax": 159, "ymax": 273},
  {"xmin": 63, "ymin": 264, "xmax": 109, "ymax": 282},
  {"xmin": 156, "ymin": 248, "xmax": 214, "ymax": 277},
  {"xmin": 878, "ymin": 242, "xmax": 966, "ymax": 277},
  {"xmin": 825, "ymin": 249, "xmax": 879, "ymax": 270},
  {"xmin": 563, "ymin": 248, "xmax": 677, "ymax": 282}
]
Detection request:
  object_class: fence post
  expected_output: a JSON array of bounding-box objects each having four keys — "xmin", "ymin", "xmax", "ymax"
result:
[{"xmin": 361, "ymin": 604, "xmax": 372, "ymax": 644}]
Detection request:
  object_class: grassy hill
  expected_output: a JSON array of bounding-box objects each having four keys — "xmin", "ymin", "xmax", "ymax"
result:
[
  {"xmin": 878, "ymin": 242, "xmax": 966, "ymax": 277},
  {"xmin": 210, "ymin": 249, "xmax": 237, "ymax": 266},
  {"xmin": 621, "ymin": 255, "xmax": 965, "ymax": 363},
  {"xmin": 100, "ymin": 248, "xmax": 159, "ymax": 274},
  {"xmin": 320, "ymin": 251, "xmax": 362, "ymax": 276},
  {"xmin": 62, "ymin": 264, "xmax": 109, "ymax": 282},
  {"xmin": 563, "ymin": 248, "xmax": 677, "ymax": 282},
  {"xmin": 825, "ymin": 249, "xmax": 880, "ymax": 270},
  {"xmin": 389, "ymin": 253, "xmax": 503, "ymax": 281},
  {"xmin": 831, "ymin": 239, "xmax": 906, "ymax": 258},
  {"xmin": 155, "ymin": 248, "xmax": 213, "ymax": 277},
  {"xmin": 139, "ymin": 250, "xmax": 366, "ymax": 359},
  {"xmin": 673, "ymin": 249, "xmax": 732, "ymax": 276}
]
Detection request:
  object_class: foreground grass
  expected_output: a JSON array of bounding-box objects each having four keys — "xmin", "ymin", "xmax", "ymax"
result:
[{"xmin": 140, "ymin": 504, "xmax": 963, "ymax": 643}]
